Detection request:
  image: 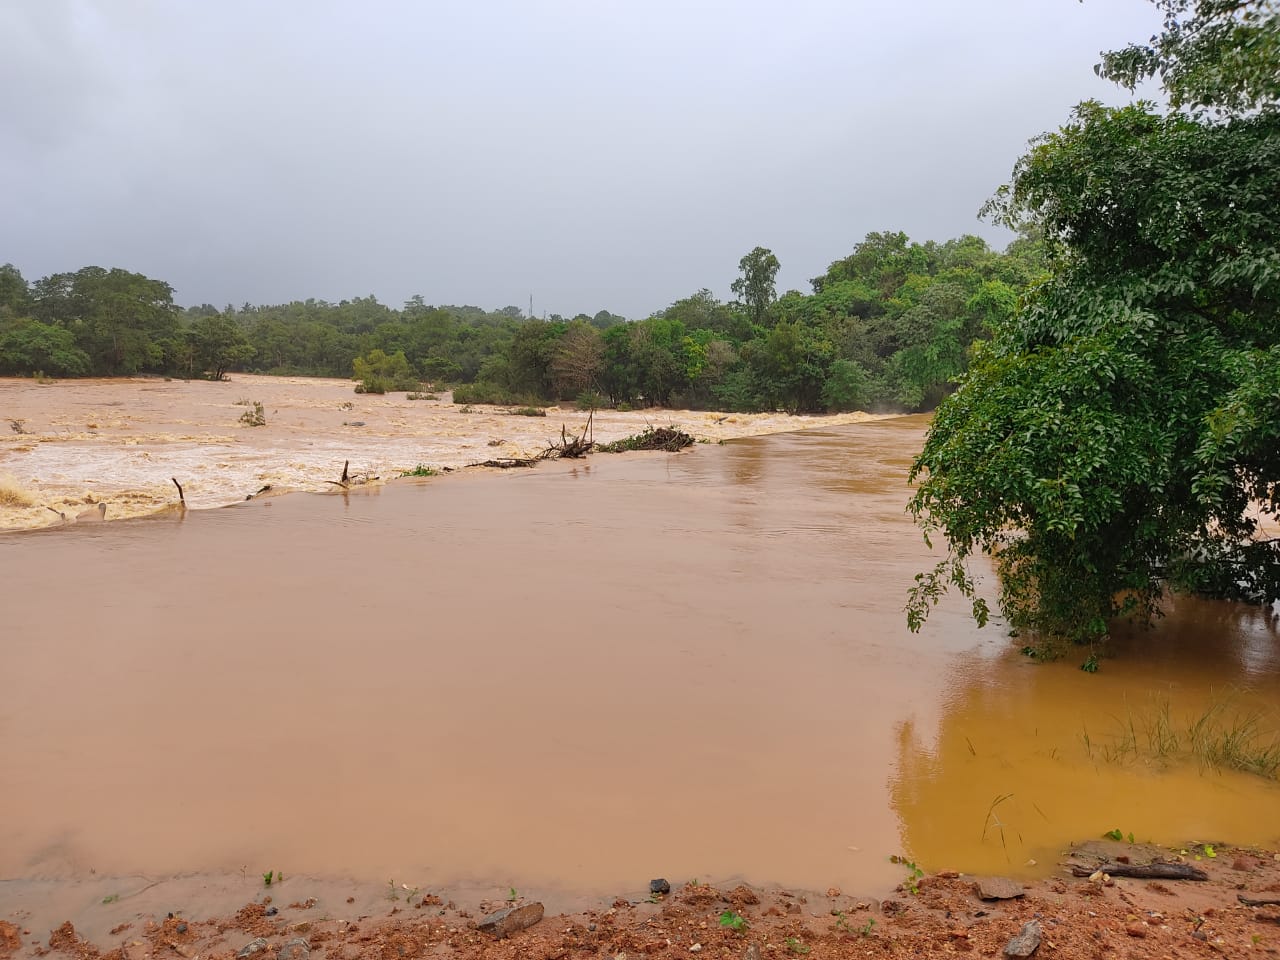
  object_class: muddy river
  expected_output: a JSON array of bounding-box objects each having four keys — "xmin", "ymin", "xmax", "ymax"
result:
[
  {"xmin": 0, "ymin": 374, "xmax": 891, "ymax": 528},
  {"xmin": 2, "ymin": 407, "xmax": 1278, "ymax": 932}
]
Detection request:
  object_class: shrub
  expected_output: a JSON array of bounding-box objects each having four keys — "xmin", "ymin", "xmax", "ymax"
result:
[
  {"xmin": 576, "ymin": 389, "xmax": 608, "ymax": 410},
  {"xmin": 238, "ymin": 401, "xmax": 266, "ymax": 426},
  {"xmin": 352, "ymin": 349, "xmax": 418, "ymax": 394},
  {"xmin": 451, "ymin": 382, "xmax": 545, "ymax": 406}
]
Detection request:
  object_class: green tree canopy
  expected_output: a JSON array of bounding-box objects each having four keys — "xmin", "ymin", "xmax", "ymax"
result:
[
  {"xmin": 187, "ymin": 314, "xmax": 255, "ymax": 381},
  {"xmin": 730, "ymin": 246, "xmax": 780, "ymax": 326},
  {"xmin": 908, "ymin": 0, "xmax": 1280, "ymax": 651}
]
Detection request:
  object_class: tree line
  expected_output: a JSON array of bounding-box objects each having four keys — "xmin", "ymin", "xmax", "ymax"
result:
[{"xmin": 0, "ymin": 230, "xmax": 1043, "ymax": 413}]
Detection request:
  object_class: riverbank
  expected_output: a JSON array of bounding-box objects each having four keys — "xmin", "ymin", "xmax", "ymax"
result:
[
  {"xmin": 0, "ymin": 374, "xmax": 896, "ymax": 530},
  {"xmin": 4, "ymin": 842, "xmax": 1279, "ymax": 959}
]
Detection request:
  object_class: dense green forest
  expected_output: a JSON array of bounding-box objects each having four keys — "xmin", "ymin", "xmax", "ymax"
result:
[
  {"xmin": 0, "ymin": 231, "xmax": 1042, "ymax": 413},
  {"xmin": 908, "ymin": 0, "xmax": 1280, "ymax": 652}
]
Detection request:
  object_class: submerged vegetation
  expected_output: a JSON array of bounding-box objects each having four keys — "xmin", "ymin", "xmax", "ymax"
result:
[
  {"xmin": 1083, "ymin": 696, "xmax": 1280, "ymax": 780},
  {"xmin": 909, "ymin": 0, "xmax": 1280, "ymax": 647},
  {"xmin": 0, "ymin": 475, "xmax": 35, "ymax": 508},
  {"xmin": 399, "ymin": 465, "xmax": 439, "ymax": 478}
]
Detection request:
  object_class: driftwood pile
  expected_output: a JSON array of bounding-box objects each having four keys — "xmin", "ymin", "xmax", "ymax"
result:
[
  {"xmin": 468, "ymin": 415, "xmax": 700, "ymax": 469},
  {"xmin": 598, "ymin": 425, "xmax": 695, "ymax": 453},
  {"xmin": 545, "ymin": 412, "xmax": 595, "ymax": 459}
]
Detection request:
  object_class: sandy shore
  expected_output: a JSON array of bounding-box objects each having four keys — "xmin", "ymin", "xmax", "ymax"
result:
[
  {"xmin": 0, "ymin": 374, "xmax": 894, "ymax": 530},
  {"xmin": 3, "ymin": 842, "xmax": 1278, "ymax": 959}
]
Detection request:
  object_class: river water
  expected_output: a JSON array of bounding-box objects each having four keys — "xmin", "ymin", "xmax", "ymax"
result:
[{"xmin": 2, "ymin": 417, "xmax": 1277, "ymax": 911}]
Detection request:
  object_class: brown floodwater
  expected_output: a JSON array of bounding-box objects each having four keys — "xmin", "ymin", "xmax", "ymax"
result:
[
  {"xmin": 2, "ymin": 417, "xmax": 1278, "ymax": 922},
  {"xmin": 0, "ymin": 374, "xmax": 891, "ymax": 528}
]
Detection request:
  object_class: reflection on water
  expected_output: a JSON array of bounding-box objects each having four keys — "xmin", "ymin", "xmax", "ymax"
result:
[
  {"xmin": 1, "ymin": 414, "xmax": 1276, "ymax": 906},
  {"xmin": 892, "ymin": 597, "xmax": 1280, "ymax": 876}
]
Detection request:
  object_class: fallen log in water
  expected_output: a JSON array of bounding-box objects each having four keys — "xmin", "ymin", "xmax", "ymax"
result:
[
  {"xmin": 324, "ymin": 460, "xmax": 378, "ymax": 488},
  {"xmin": 1070, "ymin": 862, "xmax": 1208, "ymax": 881},
  {"xmin": 470, "ymin": 457, "xmax": 540, "ymax": 469}
]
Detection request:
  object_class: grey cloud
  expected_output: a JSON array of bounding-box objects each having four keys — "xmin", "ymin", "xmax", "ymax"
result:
[{"xmin": 2, "ymin": 0, "xmax": 1161, "ymax": 317}]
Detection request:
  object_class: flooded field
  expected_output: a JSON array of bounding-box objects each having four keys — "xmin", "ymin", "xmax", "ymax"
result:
[
  {"xmin": 2, "ymin": 408, "xmax": 1278, "ymax": 938},
  {"xmin": 0, "ymin": 374, "xmax": 890, "ymax": 529}
]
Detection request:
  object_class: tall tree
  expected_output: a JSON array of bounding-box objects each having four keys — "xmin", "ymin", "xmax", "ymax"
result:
[
  {"xmin": 0, "ymin": 263, "xmax": 29, "ymax": 317},
  {"xmin": 187, "ymin": 313, "xmax": 255, "ymax": 380},
  {"xmin": 731, "ymin": 247, "xmax": 780, "ymax": 326},
  {"xmin": 907, "ymin": 0, "xmax": 1280, "ymax": 651}
]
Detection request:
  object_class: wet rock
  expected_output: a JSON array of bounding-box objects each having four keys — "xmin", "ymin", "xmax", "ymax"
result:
[
  {"xmin": 176, "ymin": 922, "xmax": 188, "ymax": 934},
  {"xmin": 476, "ymin": 901, "xmax": 544, "ymax": 938},
  {"xmin": 237, "ymin": 936, "xmax": 269, "ymax": 958},
  {"xmin": 977, "ymin": 877, "xmax": 1026, "ymax": 901},
  {"xmin": 1003, "ymin": 919, "xmax": 1042, "ymax": 958},
  {"xmin": 265, "ymin": 906, "xmax": 278, "ymax": 916},
  {"xmin": 278, "ymin": 937, "xmax": 310, "ymax": 959},
  {"xmin": 649, "ymin": 879, "xmax": 671, "ymax": 896},
  {"xmin": 0, "ymin": 921, "xmax": 21, "ymax": 955}
]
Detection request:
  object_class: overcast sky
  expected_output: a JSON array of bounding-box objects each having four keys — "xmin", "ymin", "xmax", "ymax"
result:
[{"xmin": 1, "ymin": 1, "xmax": 1160, "ymax": 317}]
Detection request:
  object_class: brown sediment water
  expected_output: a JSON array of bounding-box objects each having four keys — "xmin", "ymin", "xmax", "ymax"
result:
[
  {"xmin": 1, "ymin": 416, "xmax": 1278, "ymax": 921},
  {"xmin": 0, "ymin": 374, "xmax": 894, "ymax": 528}
]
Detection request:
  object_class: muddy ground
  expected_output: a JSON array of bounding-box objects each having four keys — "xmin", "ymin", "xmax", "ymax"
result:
[{"xmin": 4, "ymin": 843, "xmax": 1279, "ymax": 959}]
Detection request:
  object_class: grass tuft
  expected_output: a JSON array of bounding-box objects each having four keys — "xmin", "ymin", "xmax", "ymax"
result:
[
  {"xmin": 0, "ymin": 475, "xmax": 36, "ymax": 508},
  {"xmin": 1083, "ymin": 695, "xmax": 1280, "ymax": 780}
]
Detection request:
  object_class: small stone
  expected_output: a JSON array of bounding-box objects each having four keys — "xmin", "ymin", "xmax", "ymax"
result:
[
  {"xmin": 237, "ymin": 937, "xmax": 269, "ymax": 958},
  {"xmin": 689, "ymin": 944, "xmax": 701, "ymax": 953},
  {"xmin": 826, "ymin": 886, "xmax": 841, "ymax": 898},
  {"xmin": 1124, "ymin": 923, "xmax": 1147, "ymax": 938},
  {"xmin": 743, "ymin": 944, "xmax": 763, "ymax": 960},
  {"xmin": 265, "ymin": 906, "xmax": 278, "ymax": 916},
  {"xmin": 977, "ymin": 877, "xmax": 1026, "ymax": 901},
  {"xmin": 1232, "ymin": 856, "xmax": 1255, "ymax": 872},
  {"xmin": 277, "ymin": 936, "xmax": 310, "ymax": 959},
  {"xmin": 649, "ymin": 879, "xmax": 671, "ymax": 895},
  {"xmin": 1003, "ymin": 919, "xmax": 1042, "ymax": 958},
  {"xmin": 176, "ymin": 922, "xmax": 188, "ymax": 934},
  {"xmin": 477, "ymin": 902, "xmax": 544, "ymax": 939}
]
